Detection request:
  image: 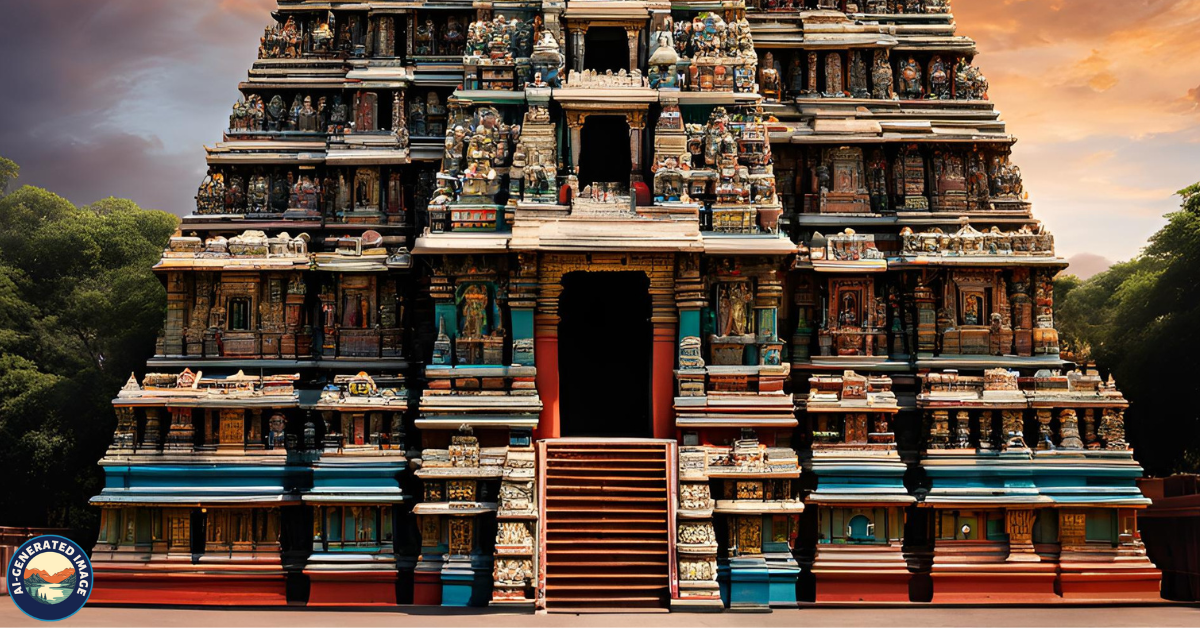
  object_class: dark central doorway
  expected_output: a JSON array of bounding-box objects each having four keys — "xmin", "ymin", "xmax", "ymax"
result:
[
  {"xmin": 577, "ymin": 116, "xmax": 632, "ymax": 187},
  {"xmin": 558, "ymin": 271, "xmax": 652, "ymax": 438},
  {"xmin": 582, "ymin": 26, "xmax": 630, "ymax": 73}
]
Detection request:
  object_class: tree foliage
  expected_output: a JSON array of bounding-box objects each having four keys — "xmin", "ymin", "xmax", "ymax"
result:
[
  {"xmin": 0, "ymin": 158, "xmax": 177, "ymax": 535},
  {"xmin": 0, "ymin": 156, "xmax": 17, "ymax": 195},
  {"xmin": 1056, "ymin": 183, "xmax": 1200, "ymax": 475}
]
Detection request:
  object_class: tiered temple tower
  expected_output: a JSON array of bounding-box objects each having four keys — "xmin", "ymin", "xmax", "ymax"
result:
[{"xmin": 92, "ymin": 0, "xmax": 1160, "ymax": 610}]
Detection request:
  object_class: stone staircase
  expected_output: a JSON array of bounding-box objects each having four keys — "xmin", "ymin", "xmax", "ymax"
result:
[{"xmin": 539, "ymin": 440, "xmax": 674, "ymax": 612}]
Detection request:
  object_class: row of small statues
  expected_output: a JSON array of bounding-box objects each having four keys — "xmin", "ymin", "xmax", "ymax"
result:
[
  {"xmin": 657, "ymin": 13, "xmax": 758, "ymax": 63},
  {"xmin": 414, "ymin": 16, "xmax": 468, "ymax": 57},
  {"xmin": 258, "ymin": 15, "xmax": 369, "ymax": 59},
  {"xmin": 750, "ymin": 0, "xmax": 950, "ymax": 13},
  {"xmin": 196, "ymin": 170, "xmax": 391, "ymax": 216},
  {"xmin": 229, "ymin": 92, "xmax": 408, "ymax": 141},
  {"xmin": 436, "ymin": 108, "xmax": 522, "ymax": 204},
  {"xmin": 229, "ymin": 95, "xmax": 341, "ymax": 133},
  {"xmin": 929, "ymin": 407, "xmax": 1126, "ymax": 452},
  {"xmin": 807, "ymin": 144, "xmax": 1024, "ymax": 214},
  {"xmin": 760, "ymin": 50, "xmax": 987, "ymax": 101},
  {"xmin": 900, "ymin": 223, "xmax": 1055, "ymax": 257},
  {"xmin": 463, "ymin": 15, "xmax": 537, "ymax": 62}
]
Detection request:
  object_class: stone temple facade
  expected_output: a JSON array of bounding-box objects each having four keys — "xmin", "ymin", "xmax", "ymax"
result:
[{"xmin": 91, "ymin": 0, "xmax": 1161, "ymax": 611}]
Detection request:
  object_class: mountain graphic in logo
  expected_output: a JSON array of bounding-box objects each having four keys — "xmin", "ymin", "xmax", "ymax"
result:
[{"xmin": 25, "ymin": 567, "xmax": 76, "ymax": 584}]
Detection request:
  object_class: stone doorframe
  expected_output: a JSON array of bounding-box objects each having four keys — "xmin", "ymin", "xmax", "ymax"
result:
[
  {"xmin": 566, "ymin": 20, "xmax": 645, "ymax": 75},
  {"xmin": 532, "ymin": 252, "xmax": 677, "ymax": 440},
  {"xmin": 563, "ymin": 105, "xmax": 649, "ymax": 182}
]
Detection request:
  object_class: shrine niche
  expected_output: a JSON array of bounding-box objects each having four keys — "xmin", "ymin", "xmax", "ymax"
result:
[
  {"xmin": 896, "ymin": 145, "xmax": 928, "ymax": 210},
  {"xmin": 711, "ymin": 280, "xmax": 755, "ymax": 364},
  {"xmin": 318, "ymin": 274, "xmax": 402, "ymax": 359},
  {"xmin": 429, "ymin": 257, "xmax": 509, "ymax": 368},
  {"xmin": 817, "ymin": 277, "xmax": 888, "ymax": 358},
  {"xmin": 455, "ymin": 282, "xmax": 504, "ymax": 366},
  {"xmin": 932, "ymin": 150, "xmax": 967, "ymax": 212},
  {"xmin": 818, "ymin": 147, "xmax": 870, "ymax": 214},
  {"xmin": 413, "ymin": 11, "xmax": 473, "ymax": 59}
]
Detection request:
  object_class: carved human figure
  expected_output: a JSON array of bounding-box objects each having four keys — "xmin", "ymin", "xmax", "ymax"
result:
[
  {"xmin": 288, "ymin": 95, "xmax": 303, "ymax": 131},
  {"xmin": 824, "ymin": 52, "xmax": 844, "ymax": 97},
  {"xmin": 871, "ymin": 50, "xmax": 894, "ymax": 99},
  {"xmin": 928, "ymin": 55, "xmax": 951, "ymax": 99},
  {"xmin": 266, "ymin": 95, "xmax": 287, "ymax": 132},
  {"xmin": 760, "ymin": 52, "xmax": 782, "ymax": 101},
  {"xmin": 298, "ymin": 96, "xmax": 320, "ymax": 132},
  {"xmin": 718, "ymin": 282, "xmax": 754, "ymax": 336},
  {"xmin": 461, "ymin": 284, "xmax": 489, "ymax": 340},
  {"xmin": 849, "ymin": 50, "xmax": 870, "ymax": 98},
  {"xmin": 898, "ymin": 56, "xmax": 923, "ymax": 99}
]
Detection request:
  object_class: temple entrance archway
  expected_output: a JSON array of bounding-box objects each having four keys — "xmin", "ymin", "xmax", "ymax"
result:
[
  {"xmin": 577, "ymin": 116, "xmax": 633, "ymax": 188},
  {"xmin": 557, "ymin": 270, "xmax": 652, "ymax": 438}
]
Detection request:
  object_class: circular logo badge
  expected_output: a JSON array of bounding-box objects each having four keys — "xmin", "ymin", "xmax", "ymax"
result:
[{"xmin": 6, "ymin": 535, "xmax": 92, "ymax": 622}]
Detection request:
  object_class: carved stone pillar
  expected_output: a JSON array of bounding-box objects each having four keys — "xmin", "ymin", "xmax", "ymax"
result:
[
  {"xmin": 534, "ymin": 257, "xmax": 564, "ymax": 440},
  {"xmin": 1002, "ymin": 409, "xmax": 1026, "ymax": 450},
  {"xmin": 110, "ymin": 407, "xmax": 137, "ymax": 454},
  {"xmin": 1083, "ymin": 408, "xmax": 1099, "ymax": 449},
  {"xmin": 141, "ymin": 408, "xmax": 163, "ymax": 450},
  {"xmin": 1036, "ymin": 409, "xmax": 1053, "ymax": 450},
  {"xmin": 929, "ymin": 410, "xmax": 950, "ymax": 450},
  {"xmin": 566, "ymin": 111, "xmax": 585, "ymax": 176},
  {"xmin": 625, "ymin": 27, "xmax": 640, "ymax": 72},
  {"xmin": 1005, "ymin": 509, "xmax": 1039, "ymax": 562},
  {"xmin": 954, "ymin": 410, "xmax": 971, "ymax": 449},
  {"xmin": 163, "ymin": 272, "xmax": 187, "ymax": 357},
  {"xmin": 648, "ymin": 254, "xmax": 678, "ymax": 440},
  {"xmin": 806, "ymin": 51, "xmax": 819, "ymax": 95},
  {"xmin": 569, "ymin": 26, "xmax": 587, "ymax": 73},
  {"xmin": 628, "ymin": 109, "xmax": 647, "ymax": 183},
  {"xmin": 979, "ymin": 410, "xmax": 995, "ymax": 451}
]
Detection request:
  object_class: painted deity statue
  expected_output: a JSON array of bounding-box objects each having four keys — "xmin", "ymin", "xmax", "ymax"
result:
[
  {"xmin": 461, "ymin": 285, "xmax": 489, "ymax": 339},
  {"xmin": 898, "ymin": 56, "xmax": 923, "ymax": 99},
  {"xmin": 760, "ymin": 52, "xmax": 782, "ymax": 101},
  {"xmin": 720, "ymin": 283, "xmax": 754, "ymax": 336},
  {"xmin": 929, "ymin": 55, "xmax": 951, "ymax": 99}
]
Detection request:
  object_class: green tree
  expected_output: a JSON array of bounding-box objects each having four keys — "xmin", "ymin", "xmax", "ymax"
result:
[
  {"xmin": 0, "ymin": 156, "xmax": 17, "ymax": 195},
  {"xmin": 0, "ymin": 157, "xmax": 177, "ymax": 540},
  {"xmin": 1057, "ymin": 183, "xmax": 1200, "ymax": 475}
]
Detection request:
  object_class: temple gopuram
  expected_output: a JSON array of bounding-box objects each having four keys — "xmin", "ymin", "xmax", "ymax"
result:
[{"xmin": 91, "ymin": 0, "xmax": 1161, "ymax": 611}]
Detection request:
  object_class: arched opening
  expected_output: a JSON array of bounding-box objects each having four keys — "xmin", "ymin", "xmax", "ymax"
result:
[
  {"xmin": 557, "ymin": 271, "xmax": 653, "ymax": 438},
  {"xmin": 582, "ymin": 26, "xmax": 630, "ymax": 73},
  {"xmin": 848, "ymin": 514, "xmax": 874, "ymax": 543},
  {"xmin": 577, "ymin": 115, "xmax": 633, "ymax": 188}
]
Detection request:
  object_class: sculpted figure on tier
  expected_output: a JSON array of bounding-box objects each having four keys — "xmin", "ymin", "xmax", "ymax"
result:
[{"xmin": 898, "ymin": 56, "xmax": 923, "ymax": 99}]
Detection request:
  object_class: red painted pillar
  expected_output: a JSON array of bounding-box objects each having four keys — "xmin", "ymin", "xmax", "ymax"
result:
[
  {"xmin": 534, "ymin": 314, "xmax": 560, "ymax": 441},
  {"xmin": 651, "ymin": 324, "xmax": 676, "ymax": 440}
]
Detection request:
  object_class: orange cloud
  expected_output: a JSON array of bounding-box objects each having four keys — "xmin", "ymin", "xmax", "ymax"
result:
[{"xmin": 953, "ymin": 0, "xmax": 1200, "ymax": 260}]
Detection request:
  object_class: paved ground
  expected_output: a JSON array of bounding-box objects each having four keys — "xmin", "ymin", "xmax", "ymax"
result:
[{"xmin": 1, "ymin": 604, "xmax": 1197, "ymax": 628}]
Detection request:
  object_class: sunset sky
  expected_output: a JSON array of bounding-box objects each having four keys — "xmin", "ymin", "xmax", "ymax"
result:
[{"xmin": 1, "ymin": 0, "xmax": 1197, "ymax": 275}]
